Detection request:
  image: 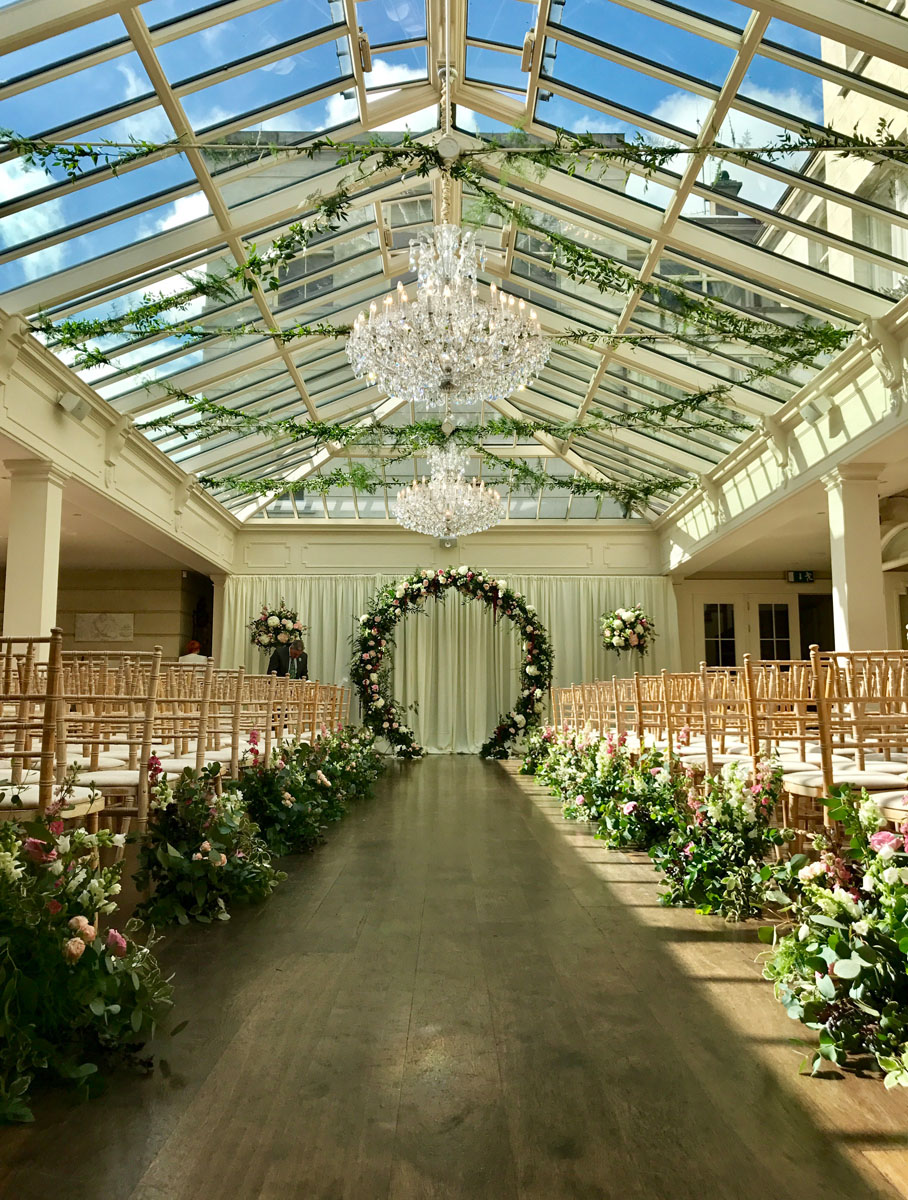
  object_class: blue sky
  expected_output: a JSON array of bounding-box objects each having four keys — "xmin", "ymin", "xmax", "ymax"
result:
[{"xmin": 0, "ymin": 0, "xmax": 894, "ymax": 299}]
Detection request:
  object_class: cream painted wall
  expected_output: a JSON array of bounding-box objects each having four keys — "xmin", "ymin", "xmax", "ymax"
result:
[
  {"xmin": 0, "ymin": 569, "xmax": 211, "ymax": 658},
  {"xmin": 231, "ymin": 521, "xmax": 663, "ymax": 576}
]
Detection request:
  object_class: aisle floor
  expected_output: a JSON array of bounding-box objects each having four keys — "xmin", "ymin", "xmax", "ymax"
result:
[{"xmin": 2, "ymin": 755, "xmax": 907, "ymax": 1199}]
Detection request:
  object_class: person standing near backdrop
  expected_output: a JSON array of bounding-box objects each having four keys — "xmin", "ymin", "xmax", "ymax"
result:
[{"xmin": 268, "ymin": 638, "xmax": 308, "ymax": 679}]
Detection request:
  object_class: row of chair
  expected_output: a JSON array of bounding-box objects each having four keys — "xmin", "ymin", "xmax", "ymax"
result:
[
  {"xmin": 552, "ymin": 647, "xmax": 908, "ymax": 838},
  {"xmin": 0, "ymin": 631, "xmax": 351, "ymax": 829}
]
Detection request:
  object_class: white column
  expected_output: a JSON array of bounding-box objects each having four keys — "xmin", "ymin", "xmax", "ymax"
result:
[
  {"xmin": 825, "ymin": 463, "xmax": 886, "ymax": 650},
  {"xmin": 3, "ymin": 459, "xmax": 67, "ymax": 637},
  {"xmin": 210, "ymin": 571, "xmax": 228, "ymax": 666}
]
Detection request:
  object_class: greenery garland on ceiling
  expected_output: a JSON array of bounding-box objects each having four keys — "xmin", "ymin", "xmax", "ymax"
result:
[
  {"xmin": 4, "ymin": 122, "xmax": 905, "ymax": 514},
  {"xmin": 197, "ymin": 464, "xmax": 685, "ymax": 517},
  {"xmin": 17, "ymin": 124, "xmax": 880, "ymax": 373},
  {"xmin": 137, "ymin": 391, "xmax": 752, "ymax": 443}
]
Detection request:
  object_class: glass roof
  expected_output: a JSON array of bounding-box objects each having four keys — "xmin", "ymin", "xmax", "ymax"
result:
[{"xmin": 1, "ymin": 0, "xmax": 906, "ymax": 521}]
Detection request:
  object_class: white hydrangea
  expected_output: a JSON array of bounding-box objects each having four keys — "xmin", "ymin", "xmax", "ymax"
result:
[{"xmin": 267, "ymin": 615, "xmax": 280, "ymax": 627}]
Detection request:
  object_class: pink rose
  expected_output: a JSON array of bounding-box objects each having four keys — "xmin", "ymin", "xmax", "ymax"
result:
[
  {"xmin": 48, "ymin": 820, "xmax": 64, "ymax": 836},
  {"xmin": 68, "ymin": 915, "xmax": 90, "ymax": 932},
  {"xmin": 218, "ymin": 853, "xmax": 227, "ymax": 867},
  {"xmin": 106, "ymin": 928, "xmax": 128, "ymax": 958},
  {"xmin": 192, "ymin": 852, "xmax": 202, "ymax": 860},
  {"xmin": 200, "ymin": 840, "xmax": 211, "ymax": 852},
  {"xmin": 46, "ymin": 899, "xmax": 63, "ymax": 915},
  {"xmin": 622, "ymin": 801, "xmax": 637, "ymax": 814},
  {"xmin": 78, "ymin": 924, "xmax": 97, "ymax": 944},
  {"xmin": 63, "ymin": 937, "xmax": 86, "ymax": 963},
  {"xmin": 870, "ymin": 830, "xmax": 902, "ymax": 854},
  {"xmin": 24, "ymin": 837, "xmax": 56, "ymax": 864}
]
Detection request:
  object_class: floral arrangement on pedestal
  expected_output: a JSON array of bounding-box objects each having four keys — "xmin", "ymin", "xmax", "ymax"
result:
[
  {"xmin": 600, "ymin": 604, "xmax": 655, "ymax": 655},
  {"xmin": 650, "ymin": 759, "xmax": 791, "ymax": 919},
  {"xmin": 0, "ymin": 810, "xmax": 173, "ymax": 1123},
  {"xmin": 351, "ymin": 566, "xmax": 553, "ymax": 760},
  {"xmin": 134, "ymin": 760, "xmax": 286, "ymax": 924},
  {"xmin": 763, "ymin": 788, "xmax": 908, "ymax": 1085},
  {"xmin": 248, "ymin": 600, "xmax": 306, "ymax": 651}
]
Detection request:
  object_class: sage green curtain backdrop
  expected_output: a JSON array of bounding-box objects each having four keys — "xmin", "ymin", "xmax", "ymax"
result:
[{"xmin": 221, "ymin": 574, "xmax": 680, "ymax": 754}]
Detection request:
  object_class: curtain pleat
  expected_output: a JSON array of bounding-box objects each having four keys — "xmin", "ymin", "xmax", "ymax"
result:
[{"xmin": 221, "ymin": 573, "xmax": 680, "ymax": 754}]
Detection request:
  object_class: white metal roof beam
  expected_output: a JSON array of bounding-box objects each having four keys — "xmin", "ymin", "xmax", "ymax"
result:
[{"xmin": 746, "ymin": 0, "xmax": 908, "ymax": 70}]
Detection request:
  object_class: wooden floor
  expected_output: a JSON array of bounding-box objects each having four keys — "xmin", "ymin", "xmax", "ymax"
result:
[{"xmin": 2, "ymin": 755, "xmax": 908, "ymax": 1199}]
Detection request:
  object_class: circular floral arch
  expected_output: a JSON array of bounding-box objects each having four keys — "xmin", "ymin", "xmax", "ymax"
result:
[{"xmin": 351, "ymin": 566, "xmax": 553, "ymax": 759}]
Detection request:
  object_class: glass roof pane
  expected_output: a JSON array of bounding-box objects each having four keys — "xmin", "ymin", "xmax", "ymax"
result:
[
  {"xmin": 155, "ymin": 2, "xmax": 342, "ymax": 86},
  {"xmin": 180, "ymin": 41, "xmax": 346, "ymax": 132},
  {"xmin": 465, "ymin": 45, "xmax": 526, "ymax": 91},
  {"xmin": 467, "ymin": 0, "xmax": 534, "ymax": 49},
  {"xmin": 0, "ymin": 16, "xmax": 128, "ymax": 82},
  {"xmin": 364, "ymin": 45, "xmax": 428, "ymax": 89},
  {"xmin": 358, "ymin": 0, "xmax": 427, "ymax": 45},
  {"xmin": 553, "ymin": 6, "xmax": 737, "ymax": 88},
  {"xmin": 2, "ymin": 53, "xmax": 155, "ymax": 138}
]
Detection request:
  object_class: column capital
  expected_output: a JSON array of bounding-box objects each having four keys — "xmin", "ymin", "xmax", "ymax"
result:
[
  {"xmin": 823, "ymin": 462, "xmax": 886, "ymax": 492},
  {"xmin": 4, "ymin": 458, "xmax": 70, "ymax": 488}
]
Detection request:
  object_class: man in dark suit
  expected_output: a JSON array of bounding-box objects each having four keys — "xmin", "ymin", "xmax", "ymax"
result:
[{"xmin": 268, "ymin": 639, "xmax": 308, "ymax": 678}]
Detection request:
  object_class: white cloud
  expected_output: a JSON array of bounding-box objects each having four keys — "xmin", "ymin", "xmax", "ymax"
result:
[
  {"xmin": 139, "ymin": 191, "xmax": 211, "ymax": 240},
  {"xmin": 322, "ymin": 58, "xmax": 435, "ymax": 132},
  {"xmin": 116, "ymin": 62, "xmax": 149, "ymax": 101},
  {"xmin": 0, "ymin": 159, "xmax": 67, "ymax": 282}
]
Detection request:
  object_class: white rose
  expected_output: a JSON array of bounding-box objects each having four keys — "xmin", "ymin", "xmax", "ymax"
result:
[
  {"xmin": 267, "ymin": 615, "xmax": 280, "ymax": 627},
  {"xmin": 852, "ymin": 920, "xmax": 869, "ymax": 937},
  {"xmin": 900, "ymin": 868, "xmax": 908, "ymax": 885},
  {"xmin": 526, "ymin": 666, "xmax": 538, "ymax": 676},
  {"xmin": 534, "ymin": 703, "xmax": 544, "ymax": 713},
  {"xmin": 360, "ymin": 614, "xmax": 369, "ymax": 624},
  {"xmin": 882, "ymin": 866, "xmax": 900, "ymax": 885},
  {"xmin": 258, "ymin": 634, "xmax": 270, "ymax": 645},
  {"xmin": 373, "ymin": 697, "xmax": 385, "ymax": 709},
  {"xmin": 497, "ymin": 579, "xmax": 508, "ymax": 590},
  {"xmin": 395, "ymin": 588, "xmax": 405, "ymax": 598},
  {"xmin": 515, "ymin": 714, "xmax": 526, "ymax": 728},
  {"xmin": 282, "ymin": 619, "xmax": 293, "ymax": 628},
  {"xmin": 527, "ymin": 605, "xmax": 535, "ymax": 614},
  {"xmin": 612, "ymin": 636, "xmax": 623, "ymax": 647},
  {"xmin": 458, "ymin": 565, "xmax": 468, "ymax": 575},
  {"xmin": 370, "ymin": 672, "xmax": 378, "ymax": 681}
]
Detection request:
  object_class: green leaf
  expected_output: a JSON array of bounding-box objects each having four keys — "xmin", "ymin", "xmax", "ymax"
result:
[
  {"xmin": 89, "ymin": 997, "xmax": 105, "ymax": 1016},
  {"xmin": 757, "ymin": 925, "xmax": 776, "ymax": 944},
  {"xmin": 832, "ymin": 957, "xmax": 862, "ymax": 979},
  {"xmin": 817, "ymin": 973, "xmax": 837, "ymax": 1000}
]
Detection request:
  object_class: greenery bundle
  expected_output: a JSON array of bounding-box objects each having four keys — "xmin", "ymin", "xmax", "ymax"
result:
[
  {"xmin": 134, "ymin": 761, "xmax": 286, "ymax": 925},
  {"xmin": 0, "ymin": 812, "xmax": 173, "ymax": 1123}
]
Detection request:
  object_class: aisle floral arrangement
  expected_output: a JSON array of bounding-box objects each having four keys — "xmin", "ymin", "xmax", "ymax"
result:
[
  {"xmin": 248, "ymin": 600, "xmax": 306, "ymax": 651},
  {"xmin": 596, "ymin": 746, "xmax": 686, "ymax": 850},
  {"xmin": 600, "ymin": 605, "xmax": 655, "ymax": 655},
  {"xmin": 763, "ymin": 788, "xmax": 908, "ymax": 1085},
  {"xmin": 351, "ymin": 566, "xmax": 553, "ymax": 759},
  {"xmin": 236, "ymin": 728, "xmax": 384, "ymax": 855},
  {"xmin": 0, "ymin": 810, "xmax": 173, "ymax": 1123},
  {"xmin": 135, "ymin": 760, "xmax": 286, "ymax": 924},
  {"xmin": 650, "ymin": 760, "xmax": 791, "ymax": 920}
]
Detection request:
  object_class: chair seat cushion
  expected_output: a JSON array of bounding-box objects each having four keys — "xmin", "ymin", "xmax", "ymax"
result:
[
  {"xmin": 872, "ymin": 790, "xmax": 908, "ymax": 821},
  {"xmin": 783, "ymin": 770, "xmax": 906, "ymax": 794},
  {"xmin": 65, "ymin": 753, "xmax": 130, "ymax": 770},
  {"xmin": 79, "ymin": 770, "xmax": 143, "ymax": 788},
  {"xmin": 0, "ymin": 783, "xmax": 98, "ymax": 808}
]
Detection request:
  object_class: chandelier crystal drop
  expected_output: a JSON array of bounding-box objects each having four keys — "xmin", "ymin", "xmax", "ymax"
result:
[
  {"xmin": 393, "ymin": 443, "xmax": 503, "ymax": 538},
  {"xmin": 346, "ymin": 223, "xmax": 551, "ymax": 408}
]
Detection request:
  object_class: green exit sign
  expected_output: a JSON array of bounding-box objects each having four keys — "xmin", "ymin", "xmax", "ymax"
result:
[{"xmin": 786, "ymin": 570, "xmax": 815, "ymax": 583}]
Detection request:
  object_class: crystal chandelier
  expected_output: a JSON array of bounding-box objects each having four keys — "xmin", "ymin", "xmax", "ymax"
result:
[
  {"xmin": 347, "ymin": 225, "xmax": 550, "ymax": 408},
  {"xmin": 394, "ymin": 443, "xmax": 502, "ymax": 538}
]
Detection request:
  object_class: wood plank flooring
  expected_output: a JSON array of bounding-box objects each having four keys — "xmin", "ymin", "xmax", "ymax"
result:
[{"xmin": 2, "ymin": 755, "xmax": 907, "ymax": 1199}]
